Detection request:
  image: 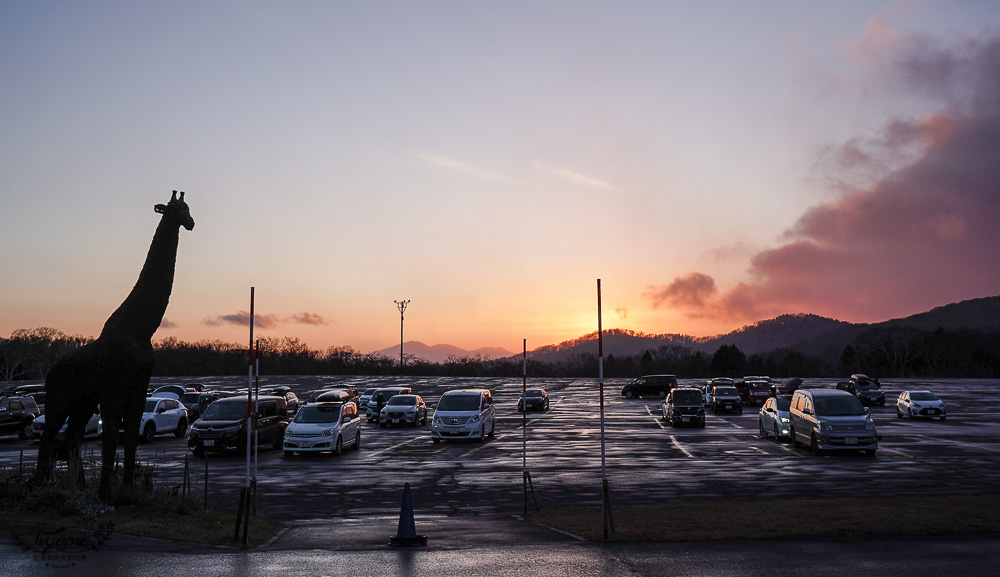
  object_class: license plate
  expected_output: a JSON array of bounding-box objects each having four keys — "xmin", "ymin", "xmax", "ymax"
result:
[
  {"xmin": 393, "ymin": 419, "xmax": 400, "ymax": 423},
  {"xmin": 846, "ymin": 437, "xmax": 857, "ymax": 445},
  {"xmin": 682, "ymin": 417, "xmax": 689, "ymax": 422},
  {"xmin": 203, "ymin": 440, "xmax": 214, "ymax": 447}
]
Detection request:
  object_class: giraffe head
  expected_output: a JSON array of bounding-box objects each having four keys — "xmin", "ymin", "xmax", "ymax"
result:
[{"xmin": 154, "ymin": 190, "xmax": 195, "ymax": 231}]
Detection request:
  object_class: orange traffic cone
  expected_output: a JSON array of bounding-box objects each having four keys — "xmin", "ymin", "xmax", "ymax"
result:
[{"xmin": 389, "ymin": 482, "xmax": 427, "ymax": 546}]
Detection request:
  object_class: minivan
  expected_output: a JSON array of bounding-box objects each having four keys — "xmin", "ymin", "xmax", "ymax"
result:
[
  {"xmin": 662, "ymin": 388, "xmax": 706, "ymax": 427},
  {"xmin": 188, "ymin": 395, "xmax": 288, "ymax": 456},
  {"xmin": 431, "ymin": 389, "xmax": 495, "ymax": 443},
  {"xmin": 620, "ymin": 375, "xmax": 677, "ymax": 398},
  {"xmin": 789, "ymin": 389, "xmax": 877, "ymax": 456}
]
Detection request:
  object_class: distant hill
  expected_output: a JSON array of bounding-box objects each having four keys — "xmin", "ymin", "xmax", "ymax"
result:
[
  {"xmin": 372, "ymin": 341, "xmax": 514, "ymax": 364},
  {"xmin": 522, "ymin": 296, "xmax": 1000, "ymax": 363}
]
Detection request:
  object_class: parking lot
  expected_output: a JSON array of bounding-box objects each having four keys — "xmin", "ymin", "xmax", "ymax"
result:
[{"xmin": 2, "ymin": 376, "xmax": 998, "ymax": 523}]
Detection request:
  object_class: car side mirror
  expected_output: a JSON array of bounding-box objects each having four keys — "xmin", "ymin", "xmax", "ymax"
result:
[
  {"xmin": 864, "ymin": 407, "xmax": 871, "ymax": 415},
  {"xmin": 802, "ymin": 408, "xmax": 812, "ymax": 415}
]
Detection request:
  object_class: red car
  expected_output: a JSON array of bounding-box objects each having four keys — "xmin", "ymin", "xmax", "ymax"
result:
[{"xmin": 736, "ymin": 380, "xmax": 772, "ymax": 405}]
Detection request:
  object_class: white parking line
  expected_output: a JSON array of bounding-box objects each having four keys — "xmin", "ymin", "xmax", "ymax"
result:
[
  {"xmin": 669, "ymin": 435, "xmax": 696, "ymax": 458},
  {"xmin": 364, "ymin": 436, "xmax": 424, "ymax": 459}
]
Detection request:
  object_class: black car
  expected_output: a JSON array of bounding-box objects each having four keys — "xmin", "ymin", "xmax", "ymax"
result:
[
  {"xmin": 188, "ymin": 395, "xmax": 288, "ymax": 457},
  {"xmin": 0, "ymin": 395, "xmax": 41, "ymax": 439},
  {"xmin": 662, "ymin": 388, "xmax": 705, "ymax": 427},
  {"xmin": 621, "ymin": 375, "xmax": 677, "ymax": 398},
  {"xmin": 836, "ymin": 374, "xmax": 886, "ymax": 406},
  {"xmin": 517, "ymin": 389, "xmax": 550, "ymax": 411}
]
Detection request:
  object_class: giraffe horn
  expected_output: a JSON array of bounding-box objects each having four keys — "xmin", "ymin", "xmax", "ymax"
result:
[
  {"xmin": 171, "ymin": 190, "xmax": 178, "ymax": 202},
  {"xmin": 179, "ymin": 191, "xmax": 185, "ymax": 201}
]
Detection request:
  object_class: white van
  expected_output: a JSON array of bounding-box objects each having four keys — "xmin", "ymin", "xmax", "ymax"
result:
[{"xmin": 431, "ymin": 389, "xmax": 495, "ymax": 443}]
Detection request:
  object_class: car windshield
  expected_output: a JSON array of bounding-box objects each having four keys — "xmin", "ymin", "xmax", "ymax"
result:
[
  {"xmin": 293, "ymin": 405, "xmax": 341, "ymax": 423},
  {"xmin": 910, "ymin": 392, "xmax": 940, "ymax": 401},
  {"xmin": 437, "ymin": 394, "xmax": 481, "ymax": 411},
  {"xmin": 525, "ymin": 390, "xmax": 544, "ymax": 398},
  {"xmin": 181, "ymin": 392, "xmax": 200, "ymax": 403},
  {"xmin": 712, "ymin": 379, "xmax": 734, "ymax": 385},
  {"xmin": 750, "ymin": 382, "xmax": 769, "ymax": 391},
  {"xmin": 201, "ymin": 402, "xmax": 247, "ymax": 421},
  {"xmin": 673, "ymin": 390, "xmax": 702, "ymax": 404},
  {"xmin": 814, "ymin": 396, "xmax": 866, "ymax": 416},
  {"xmin": 387, "ymin": 395, "xmax": 415, "ymax": 406},
  {"xmin": 855, "ymin": 382, "xmax": 879, "ymax": 391},
  {"xmin": 715, "ymin": 387, "xmax": 738, "ymax": 396},
  {"xmin": 362, "ymin": 389, "xmax": 377, "ymax": 396},
  {"xmin": 776, "ymin": 398, "xmax": 791, "ymax": 411}
]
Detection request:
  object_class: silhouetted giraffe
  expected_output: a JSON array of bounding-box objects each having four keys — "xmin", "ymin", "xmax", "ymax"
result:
[{"xmin": 36, "ymin": 191, "xmax": 194, "ymax": 498}]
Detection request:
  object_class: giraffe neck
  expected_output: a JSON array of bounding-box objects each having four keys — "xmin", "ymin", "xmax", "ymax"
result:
[{"xmin": 100, "ymin": 217, "xmax": 180, "ymax": 341}]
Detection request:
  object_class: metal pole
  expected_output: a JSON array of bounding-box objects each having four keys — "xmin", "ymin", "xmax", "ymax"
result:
[
  {"xmin": 394, "ymin": 300, "xmax": 410, "ymax": 369},
  {"xmin": 246, "ymin": 287, "xmax": 254, "ymax": 490},
  {"xmin": 598, "ymin": 278, "xmax": 614, "ymax": 539}
]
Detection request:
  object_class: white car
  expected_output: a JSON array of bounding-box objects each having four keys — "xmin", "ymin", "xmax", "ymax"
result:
[
  {"xmin": 896, "ymin": 391, "xmax": 946, "ymax": 420},
  {"xmin": 283, "ymin": 401, "xmax": 361, "ymax": 456},
  {"xmin": 133, "ymin": 396, "xmax": 189, "ymax": 443},
  {"xmin": 431, "ymin": 389, "xmax": 495, "ymax": 443},
  {"xmin": 758, "ymin": 396, "xmax": 791, "ymax": 440},
  {"xmin": 31, "ymin": 411, "xmax": 102, "ymax": 443},
  {"xmin": 379, "ymin": 395, "xmax": 427, "ymax": 427}
]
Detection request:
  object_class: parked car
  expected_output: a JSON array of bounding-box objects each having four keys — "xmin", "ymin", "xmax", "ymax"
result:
[
  {"xmin": 25, "ymin": 391, "xmax": 46, "ymax": 415},
  {"xmin": 703, "ymin": 378, "xmax": 734, "ymax": 405},
  {"xmin": 710, "ymin": 386, "xmax": 743, "ymax": 414},
  {"xmin": 836, "ymin": 374, "xmax": 886, "ymax": 406},
  {"xmin": 896, "ymin": 391, "xmax": 946, "ymax": 420},
  {"xmin": 261, "ymin": 386, "xmax": 301, "ymax": 414},
  {"xmin": 0, "ymin": 395, "xmax": 42, "ymax": 439},
  {"xmin": 358, "ymin": 388, "xmax": 378, "ymax": 408},
  {"xmin": 661, "ymin": 388, "xmax": 705, "ymax": 427},
  {"xmin": 366, "ymin": 387, "xmax": 413, "ymax": 423},
  {"xmin": 739, "ymin": 380, "xmax": 772, "ymax": 406},
  {"xmin": 32, "ymin": 410, "xmax": 102, "ymax": 443},
  {"xmin": 380, "ymin": 395, "xmax": 428, "ymax": 427},
  {"xmin": 180, "ymin": 391, "xmax": 202, "ymax": 421},
  {"xmin": 759, "ymin": 396, "xmax": 791, "ymax": 440},
  {"xmin": 283, "ymin": 401, "xmax": 361, "ymax": 456},
  {"xmin": 431, "ymin": 389, "xmax": 495, "ymax": 443},
  {"xmin": 130, "ymin": 397, "xmax": 188, "ymax": 443},
  {"xmin": 188, "ymin": 395, "xmax": 288, "ymax": 457},
  {"xmin": 789, "ymin": 388, "xmax": 877, "ymax": 455},
  {"xmin": 150, "ymin": 384, "xmax": 187, "ymax": 400},
  {"xmin": 517, "ymin": 389, "xmax": 550, "ymax": 411},
  {"xmin": 620, "ymin": 375, "xmax": 677, "ymax": 398}
]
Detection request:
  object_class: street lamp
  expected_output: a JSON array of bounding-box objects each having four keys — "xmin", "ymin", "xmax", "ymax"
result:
[{"xmin": 394, "ymin": 300, "xmax": 410, "ymax": 368}]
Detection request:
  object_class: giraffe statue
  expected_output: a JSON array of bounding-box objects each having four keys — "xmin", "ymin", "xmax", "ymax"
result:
[{"xmin": 36, "ymin": 190, "xmax": 195, "ymax": 498}]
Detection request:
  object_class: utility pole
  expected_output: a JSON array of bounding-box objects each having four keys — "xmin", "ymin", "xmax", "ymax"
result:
[{"xmin": 394, "ymin": 299, "xmax": 410, "ymax": 369}]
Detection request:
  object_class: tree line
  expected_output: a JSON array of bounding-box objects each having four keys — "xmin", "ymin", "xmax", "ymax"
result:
[{"xmin": 2, "ymin": 325, "xmax": 998, "ymax": 383}]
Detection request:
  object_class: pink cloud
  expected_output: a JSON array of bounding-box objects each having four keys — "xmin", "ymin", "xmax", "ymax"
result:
[
  {"xmin": 159, "ymin": 318, "xmax": 179, "ymax": 329},
  {"xmin": 285, "ymin": 312, "xmax": 330, "ymax": 326},
  {"xmin": 648, "ymin": 33, "xmax": 1000, "ymax": 324},
  {"xmin": 204, "ymin": 311, "xmax": 281, "ymax": 329}
]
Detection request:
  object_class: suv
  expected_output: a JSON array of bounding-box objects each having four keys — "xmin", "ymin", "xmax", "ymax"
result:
[
  {"xmin": 710, "ymin": 386, "xmax": 743, "ymax": 413},
  {"xmin": 283, "ymin": 401, "xmax": 361, "ymax": 456},
  {"xmin": 431, "ymin": 389, "xmax": 495, "ymax": 443},
  {"xmin": 738, "ymin": 380, "xmax": 772, "ymax": 406},
  {"xmin": 0, "ymin": 395, "xmax": 41, "ymax": 439},
  {"xmin": 188, "ymin": 395, "xmax": 288, "ymax": 457},
  {"xmin": 789, "ymin": 389, "xmax": 877, "ymax": 455},
  {"xmin": 661, "ymin": 388, "xmax": 705, "ymax": 427},
  {"xmin": 836, "ymin": 374, "xmax": 885, "ymax": 406},
  {"xmin": 620, "ymin": 375, "xmax": 677, "ymax": 399},
  {"xmin": 365, "ymin": 387, "xmax": 412, "ymax": 423},
  {"xmin": 134, "ymin": 397, "xmax": 189, "ymax": 443}
]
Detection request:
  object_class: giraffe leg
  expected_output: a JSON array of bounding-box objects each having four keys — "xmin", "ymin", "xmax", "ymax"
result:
[
  {"xmin": 121, "ymin": 410, "xmax": 141, "ymax": 493},
  {"xmin": 98, "ymin": 413, "xmax": 120, "ymax": 499},
  {"xmin": 64, "ymin": 410, "xmax": 91, "ymax": 489},
  {"xmin": 35, "ymin": 406, "xmax": 70, "ymax": 482}
]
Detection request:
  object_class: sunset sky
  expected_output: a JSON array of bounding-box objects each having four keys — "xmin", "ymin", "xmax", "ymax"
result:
[{"xmin": 3, "ymin": 1, "xmax": 999, "ymax": 355}]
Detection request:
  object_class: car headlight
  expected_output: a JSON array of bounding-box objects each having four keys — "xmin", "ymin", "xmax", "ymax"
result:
[
  {"xmin": 284, "ymin": 429, "xmax": 292, "ymax": 438},
  {"xmin": 866, "ymin": 419, "xmax": 876, "ymax": 430},
  {"xmin": 780, "ymin": 417, "xmax": 790, "ymax": 423},
  {"xmin": 432, "ymin": 415, "xmax": 441, "ymax": 424},
  {"xmin": 322, "ymin": 428, "xmax": 335, "ymax": 437},
  {"xmin": 819, "ymin": 420, "xmax": 833, "ymax": 431},
  {"xmin": 468, "ymin": 414, "xmax": 481, "ymax": 424}
]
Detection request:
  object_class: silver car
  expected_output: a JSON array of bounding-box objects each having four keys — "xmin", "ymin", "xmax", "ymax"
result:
[
  {"xmin": 758, "ymin": 396, "xmax": 791, "ymax": 440},
  {"xmin": 896, "ymin": 390, "xmax": 946, "ymax": 420},
  {"xmin": 789, "ymin": 389, "xmax": 877, "ymax": 456}
]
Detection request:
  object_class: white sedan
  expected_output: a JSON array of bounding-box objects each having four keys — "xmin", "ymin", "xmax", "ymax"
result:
[
  {"xmin": 896, "ymin": 391, "xmax": 946, "ymax": 420},
  {"xmin": 31, "ymin": 411, "xmax": 102, "ymax": 443}
]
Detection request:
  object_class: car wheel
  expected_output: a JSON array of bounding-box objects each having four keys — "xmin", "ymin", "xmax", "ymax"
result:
[
  {"xmin": 759, "ymin": 420, "xmax": 767, "ymax": 438},
  {"xmin": 193, "ymin": 446, "xmax": 205, "ymax": 458},
  {"xmin": 432, "ymin": 438, "xmax": 441, "ymax": 444},
  {"xmin": 625, "ymin": 391, "xmax": 635, "ymax": 399},
  {"xmin": 865, "ymin": 448, "xmax": 877, "ymax": 456},
  {"xmin": 475, "ymin": 425, "xmax": 485, "ymax": 443},
  {"xmin": 141, "ymin": 423, "xmax": 155, "ymax": 443},
  {"xmin": 488, "ymin": 420, "xmax": 495, "ymax": 438},
  {"xmin": 790, "ymin": 427, "xmax": 800, "ymax": 447},
  {"xmin": 354, "ymin": 429, "xmax": 361, "ymax": 449},
  {"xmin": 333, "ymin": 436, "xmax": 342, "ymax": 456},
  {"xmin": 940, "ymin": 416, "xmax": 946, "ymax": 421},
  {"xmin": 810, "ymin": 434, "xmax": 822, "ymax": 456},
  {"xmin": 174, "ymin": 419, "xmax": 187, "ymax": 438},
  {"xmin": 897, "ymin": 408, "xmax": 903, "ymax": 418},
  {"xmin": 18, "ymin": 422, "xmax": 32, "ymax": 441},
  {"xmin": 774, "ymin": 424, "xmax": 780, "ymax": 441}
]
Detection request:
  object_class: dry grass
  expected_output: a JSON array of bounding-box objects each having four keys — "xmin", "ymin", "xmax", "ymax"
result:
[{"xmin": 526, "ymin": 494, "xmax": 1000, "ymax": 542}]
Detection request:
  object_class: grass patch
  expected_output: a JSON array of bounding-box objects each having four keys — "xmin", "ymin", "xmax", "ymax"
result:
[
  {"xmin": 0, "ymin": 466, "xmax": 282, "ymax": 548},
  {"xmin": 526, "ymin": 494, "xmax": 1000, "ymax": 542}
]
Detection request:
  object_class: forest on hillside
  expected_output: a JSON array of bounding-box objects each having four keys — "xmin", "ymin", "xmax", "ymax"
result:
[{"xmin": 2, "ymin": 325, "xmax": 999, "ymax": 383}]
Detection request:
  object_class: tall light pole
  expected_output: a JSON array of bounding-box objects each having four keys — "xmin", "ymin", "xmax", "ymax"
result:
[{"xmin": 394, "ymin": 299, "xmax": 410, "ymax": 369}]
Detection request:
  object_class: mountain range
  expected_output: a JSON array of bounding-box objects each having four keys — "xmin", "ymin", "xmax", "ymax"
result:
[{"xmin": 377, "ymin": 295, "xmax": 1000, "ymax": 364}]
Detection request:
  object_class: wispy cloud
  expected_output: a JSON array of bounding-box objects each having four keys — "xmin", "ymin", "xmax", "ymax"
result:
[
  {"xmin": 203, "ymin": 311, "xmax": 329, "ymax": 329},
  {"xmin": 646, "ymin": 31, "xmax": 1000, "ymax": 324},
  {"xmin": 410, "ymin": 151, "xmax": 512, "ymax": 182},
  {"xmin": 532, "ymin": 161, "xmax": 615, "ymax": 189},
  {"xmin": 159, "ymin": 318, "xmax": 179, "ymax": 329}
]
